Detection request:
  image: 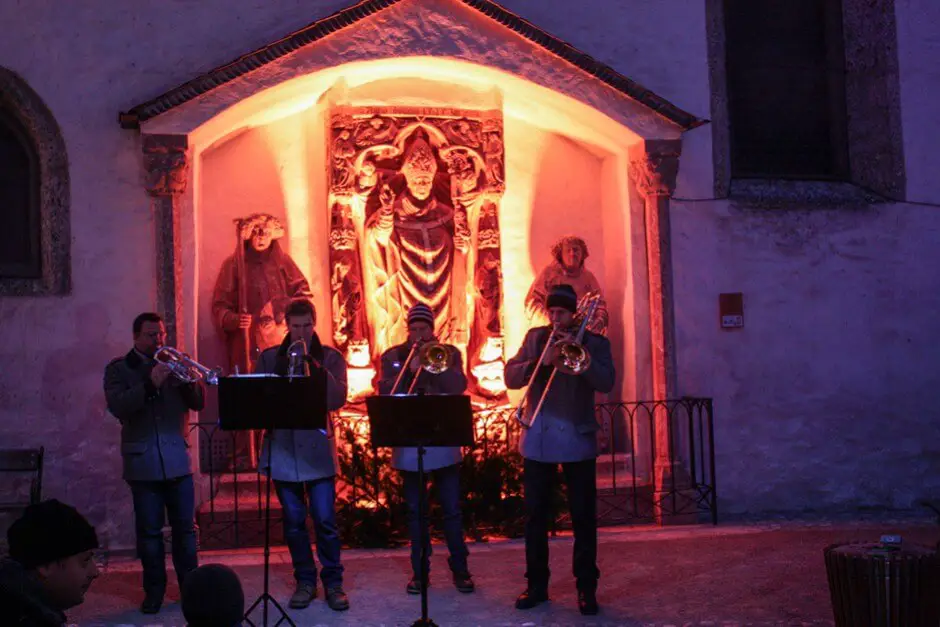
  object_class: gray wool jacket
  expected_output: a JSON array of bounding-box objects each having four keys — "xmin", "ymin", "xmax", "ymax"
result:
[
  {"xmin": 377, "ymin": 342, "xmax": 468, "ymax": 472},
  {"xmin": 505, "ymin": 326, "xmax": 615, "ymax": 463},
  {"xmin": 104, "ymin": 349, "xmax": 205, "ymax": 482},
  {"xmin": 255, "ymin": 338, "xmax": 348, "ymax": 483}
]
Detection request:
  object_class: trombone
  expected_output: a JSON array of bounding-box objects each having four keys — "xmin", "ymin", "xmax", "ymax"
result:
[
  {"xmin": 389, "ymin": 341, "xmax": 455, "ymax": 395},
  {"xmin": 515, "ymin": 291, "xmax": 602, "ymax": 429},
  {"xmin": 154, "ymin": 346, "xmax": 222, "ymax": 386}
]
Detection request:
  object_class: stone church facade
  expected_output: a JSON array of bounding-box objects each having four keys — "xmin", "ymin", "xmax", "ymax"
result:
[{"xmin": 0, "ymin": 0, "xmax": 937, "ymax": 550}]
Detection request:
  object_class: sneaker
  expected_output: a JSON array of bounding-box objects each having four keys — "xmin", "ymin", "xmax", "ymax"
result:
[
  {"xmin": 325, "ymin": 586, "xmax": 350, "ymax": 611},
  {"xmin": 288, "ymin": 582, "xmax": 316, "ymax": 609},
  {"xmin": 453, "ymin": 571, "xmax": 475, "ymax": 593},
  {"xmin": 514, "ymin": 587, "xmax": 548, "ymax": 610}
]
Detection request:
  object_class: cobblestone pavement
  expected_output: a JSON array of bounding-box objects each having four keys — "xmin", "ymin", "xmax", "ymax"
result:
[{"xmin": 66, "ymin": 520, "xmax": 937, "ymax": 626}]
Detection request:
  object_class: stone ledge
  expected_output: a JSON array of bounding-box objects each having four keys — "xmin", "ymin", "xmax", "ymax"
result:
[{"xmin": 728, "ymin": 179, "xmax": 887, "ymax": 209}]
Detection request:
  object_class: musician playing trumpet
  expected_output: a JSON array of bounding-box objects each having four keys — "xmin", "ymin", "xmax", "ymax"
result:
[
  {"xmin": 103, "ymin": 312, "xmax": 204, "ymax": 614},
  {"xmin": 377, "ymin": 304, "xmax": 475, "ymax": 595},
  {"xmin": 504, "ymin": 284, "xmax": 615, "ymax": 616}
]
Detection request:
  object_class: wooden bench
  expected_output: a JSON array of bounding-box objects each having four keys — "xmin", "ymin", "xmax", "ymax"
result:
[{"xmin": 0, "ymin": 447, "xmax": 44, "ymax": 513}]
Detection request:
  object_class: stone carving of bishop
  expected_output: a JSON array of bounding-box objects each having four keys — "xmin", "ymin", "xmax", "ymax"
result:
[{"xmin": 364, "ymin": 131, "xmax": 470, "ymax": 353}]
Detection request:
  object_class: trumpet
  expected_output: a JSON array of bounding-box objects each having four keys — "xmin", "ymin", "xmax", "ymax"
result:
[
  {"xmin": 287, "ymin": 338, "xmax": 310, "ymax": 379},
  {"xmin": 389, "ymin": 341, "xmax": 456, "ymax": 395},
  {"xmin": 515, "ymin": 291, "xmax": 601, "ymax": 428},
  {"xmin": 154, "ymin": 346, "xmax": 222, "ymax": 386}
]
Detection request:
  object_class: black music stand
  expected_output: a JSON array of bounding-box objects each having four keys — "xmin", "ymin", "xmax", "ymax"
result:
[
  {"xmin": 219, "ymin": 373, "xmax": 327, "ymax": 627},
  {"xmin": 365, "ymin": 394, "xmax": 475, "ymax": 627}
]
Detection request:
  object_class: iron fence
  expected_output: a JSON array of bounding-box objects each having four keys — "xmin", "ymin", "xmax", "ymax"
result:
[{"xmin": 191, "ymin": 397, "xmax": 716, "ymax": 550}]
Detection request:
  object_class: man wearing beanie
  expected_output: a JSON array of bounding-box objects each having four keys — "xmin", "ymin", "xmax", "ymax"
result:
[
  {"xmin": 377, "ymin": 303, "xmax": 475, "ymax": 595},
  {"xmin": 505, "ymin": 283, "xmax": 615, "ymax": 616},
  {"xmin": 0, "ymin": 499, "xmax": 100, "ymax": 626},
  {"xmin": 181, "ymin": 564, "xmax": 244, "ymax": 626},
  {"xmin": 104, "ymin": 312, "xmax": 205, "ymax": 614}
]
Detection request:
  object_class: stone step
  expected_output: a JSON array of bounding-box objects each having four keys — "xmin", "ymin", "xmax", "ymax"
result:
[{"xmin": 207, "ymin": 471, "xmax": 269, "ymax": 504}]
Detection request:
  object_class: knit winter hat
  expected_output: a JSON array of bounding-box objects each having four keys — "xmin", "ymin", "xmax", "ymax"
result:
[
  {"xmin": 546, "ymin": 284, "xmax": 578, "ymax": 313},
  {"xmin": 181, "ymin": 564, "xmax": 245, "ymax": 627},
  {"xmin": 8, "ymin": 499, "xmax": 99, "ymax": 569},
  {"xmin": 407, "ymin": 303, "xmax": 435, "ymax": 328}
]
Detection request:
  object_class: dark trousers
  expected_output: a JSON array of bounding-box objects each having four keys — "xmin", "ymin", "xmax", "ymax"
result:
[
  {"xmin": 523, "ymin": 458, "xmax": 599, "ymax": 592},
  {"xmin": 274, "ymin": 479, "xmax": 344, "ymax": 588},
  {"xmin": 128, "ymin": 475, "xmax": 198, "ymax": 598},
  {"xmin": 402, "ymin": 464, "xmax": 470, "ymax": 578}
]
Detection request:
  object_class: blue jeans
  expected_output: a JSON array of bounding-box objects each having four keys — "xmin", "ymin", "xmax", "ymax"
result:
[
  {"xmin": 274, "ymin": 479, "xmax": 343, "ymax": 588},
  {"xmin": 128, "ymin": 475, "xmax": 198, "ymax": 597},
  {"xmin": 402, "ymin": 464, "xmax": 469, "ymax": 578}
]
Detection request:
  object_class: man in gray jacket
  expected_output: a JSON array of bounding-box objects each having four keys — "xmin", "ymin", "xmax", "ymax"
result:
[
  {"xmin": 255, "ymin": 299, "xmax": 350, "ymax": 612},
  {"xmin": 103, "ymin": 312, "xmax": 205, "ymax": 614},
  {"xmin": 377, "ymin": 303, "xmax": 474, "ymax": 595},
  {"xmin": 504, "ymin": 284, "xmax": 615, "ymax": 616}
]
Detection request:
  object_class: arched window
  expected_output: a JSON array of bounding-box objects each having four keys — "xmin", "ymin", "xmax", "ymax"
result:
[
  {"xmin": 0, "ymin": 103, "xmax": 42, "ymax": 278},
  {"xmin": 0, "ymin": 67, "xmax": 70, "ymax": 295}
]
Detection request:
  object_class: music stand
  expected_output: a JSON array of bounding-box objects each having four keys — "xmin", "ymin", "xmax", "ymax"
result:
[
  {"xmin": 365, "ymin": 394, "xmax": 475, "ymax": 627},
  {"xmin": 219, "ymin": 373, "xmax": 327, "ymax": 627}
]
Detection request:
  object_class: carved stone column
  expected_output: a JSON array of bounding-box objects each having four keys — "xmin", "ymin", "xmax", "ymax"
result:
[
  {"xmin": 629, "ymin": 139, "xmax": 683, "ymax": 524},
  {"xmin": 143, "ymin": 134, "xmax": 189, "ymax": 348}
]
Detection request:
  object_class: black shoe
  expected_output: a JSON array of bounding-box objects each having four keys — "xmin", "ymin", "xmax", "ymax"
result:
[
  {"xmin": 453, "ymin": 571, "xmax": 475, "ymax": 593},
  {"xmin": 406, "ymin": 576, "xmax": 429, "ymax": 595},
  {"xmin": 514, "ymin": 587, "xmax": 548, "ymax": 610},
  {"xmin": 325, "ymin": 586, "xmax": 350, "ymax": 611},
  {"xmin": 140, "ymin": 595, "xmax": 162, "ymax": 614},
  {"xmin": 578, "ymin": 589, "xmax": 599, "ymax": 615}
]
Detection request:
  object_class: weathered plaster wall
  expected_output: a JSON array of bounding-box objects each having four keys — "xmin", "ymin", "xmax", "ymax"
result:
[
  {"xmin": 672, "ymin": 198, "xmax": 940, "ymax": 514},
  {"xmin": 895, "ymin": 0, "xmax": 940, "ymax": 204}
]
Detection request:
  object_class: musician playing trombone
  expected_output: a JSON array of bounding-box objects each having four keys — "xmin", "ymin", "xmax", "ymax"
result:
[
  {"xmin": 504, "ymin": 284, "xmax": 615, "ymax": 616},
  {"xmin": 103, "ymin": 312, "xmax": 204, "ymax": 615},
  {"xmin": 377, "ymin": 303, "xmax": 475, "ymax": 595}
]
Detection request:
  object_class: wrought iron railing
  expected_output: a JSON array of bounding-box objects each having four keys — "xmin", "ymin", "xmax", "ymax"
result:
[{"xmin": 191, "ymin": 397, "xmax": 716, "ymax": 550}]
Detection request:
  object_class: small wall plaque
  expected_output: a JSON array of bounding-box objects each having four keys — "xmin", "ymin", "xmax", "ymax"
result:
[{"xmin": 719, "ymin": 293, "xmax": 744, "ymax": 329}]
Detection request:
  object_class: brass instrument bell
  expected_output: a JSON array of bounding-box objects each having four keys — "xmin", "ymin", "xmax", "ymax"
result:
[{"xmin": 418, "ymin": 342, "xmax": 452, "ymax": 374}]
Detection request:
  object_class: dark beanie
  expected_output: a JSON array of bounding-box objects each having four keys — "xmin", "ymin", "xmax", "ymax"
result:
[
  {"xmin": 182, "ymin": 564, "xmax": 245, "ymax": 627},
  {"xmin": 546, "ymin": 284, "xmax": 578, "ymax": 313},
  {"xmin": 407, "ymin": 303, "xmax": 435, "ymax": 328},
  {"xmin": 8, "ymin": 499, "xmax": 99, "ymax": 569}
]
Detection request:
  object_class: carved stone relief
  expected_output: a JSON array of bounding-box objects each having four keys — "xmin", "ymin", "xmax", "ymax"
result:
[{"xmin": 327, "ymin": 107, "xmax": 506, "ymax": 399}]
